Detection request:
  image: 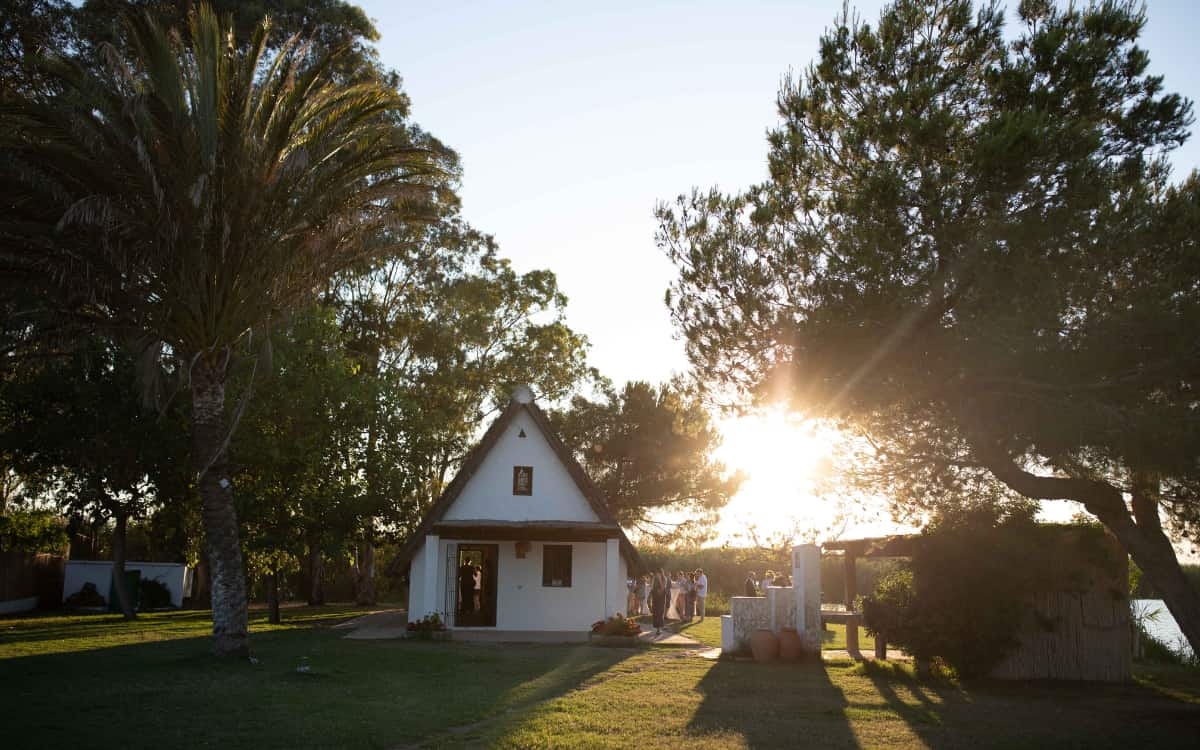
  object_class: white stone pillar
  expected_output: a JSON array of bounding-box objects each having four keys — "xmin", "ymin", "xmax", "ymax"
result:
[
  {"xmin": 605, "ymin": 538, "xmax": 621, "ymax": 618},
  {"xmin": 423, "ymin": 534, "xmax": 440, "ymax": 619},
  {"xmin": 792, "ymin": 544, "xmax": 821, "ymax": 652}
]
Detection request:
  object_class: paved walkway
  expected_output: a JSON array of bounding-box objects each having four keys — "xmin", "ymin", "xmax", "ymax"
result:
[
  {"xmin": 338, "ymin": 609, "xmax": 408, "ymax": 640},
  {"xmin": 822, "ymin": 648, "xmax": 911, "ymax": 662},
  {"xmin": 341, "ymin": 610, "xmax": 688, "ymax": 645},
  {"xmin": 638, "ymin": 629, "xmax": 702, "ymax": 647}
]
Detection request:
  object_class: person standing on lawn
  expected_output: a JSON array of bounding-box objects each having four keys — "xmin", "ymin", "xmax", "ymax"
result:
[
  {"xmin": 762, "ymin": 570, "xmax": 776, "ymax": 592},
  {"xmin": 695, "ymin": 569, "xmax": 708, "ymax": 621},
  {"xmin": 650, "ymin": 570, "xmax": 667, "ymax": 634},
  {"xmin": 683, "ymin": 573, "xmax": 696, "ymax": 622}
]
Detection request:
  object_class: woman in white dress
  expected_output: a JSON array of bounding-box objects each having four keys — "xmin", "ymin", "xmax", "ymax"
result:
[{"xmin": 665, "ymin": 572, "xmax": 680, "ymax": 620}]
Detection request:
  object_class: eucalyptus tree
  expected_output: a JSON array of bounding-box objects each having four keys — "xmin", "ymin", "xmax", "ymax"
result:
[
  {"xmin": 0, "ymin": 6, "xmax": 453, "ymax": 654},
  {"xmin": 549, "ymin": 380, "xmax": 743, "ymax": 545},
  {"xmin": 231, "ymin": 304, "xmax": 369, "ymax": 609},
  {"xmin": 659, "ymin": 0, "xmax": 1200, "ymax": 652},
  {"xmin": 335, "ymin": 218, "xmax": 596, "ymax": 602},
  {"xmin": 0, "ymin": 339, "xmax": 179, "ymax": 618}
]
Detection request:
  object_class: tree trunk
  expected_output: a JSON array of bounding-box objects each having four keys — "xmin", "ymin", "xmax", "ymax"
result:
[
  {"xmin": 110, "ymin": 513, "xmax": 136, "ymax": 620},
  {"xmin": 266, "ymin": 568, "xmax": 281, "ymax": 625},
  {"xmin": 192, "ymin": 546, "xmax": 212, "ymax": 609},
  {"xmin": 191, "ymin": 362, "xmax": 249, "ymax": 656},
  {"xmin": 354, "ymin": 541, "xmax": 376, "ymax": 606},
  {"xmin": 1103, "ymin": 473, "xmax": 1200, "ymax": 657},
  {"xmin": 307, "ymin": 543, "xmax": 325, "ymax": 606}
]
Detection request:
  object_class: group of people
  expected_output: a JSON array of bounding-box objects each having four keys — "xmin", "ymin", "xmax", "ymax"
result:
[
  {"xmin": 457, "ymin": 562, "xmax": 482, "ymax": 615},
  {"xmin": 743, "ymin": 569, "xmax": 791, "ymax": 596},
  {"xmin": 627, "ymin": 569, "xmax": 708, "ymax": 634}
]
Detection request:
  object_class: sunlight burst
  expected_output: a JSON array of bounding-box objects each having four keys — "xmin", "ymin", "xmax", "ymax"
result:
[{"xmin": 712, "ymin": 407, "xmax": 839, "ymax": 544}]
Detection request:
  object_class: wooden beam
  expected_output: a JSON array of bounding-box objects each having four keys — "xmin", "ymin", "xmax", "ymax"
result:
[{"xmin": 844, "ymin": 551, "xmax": 859, "ymax": 654}]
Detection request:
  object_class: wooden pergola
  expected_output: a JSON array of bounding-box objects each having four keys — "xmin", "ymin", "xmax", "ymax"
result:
[{"xmin": 821, "ymin": 535, "xmax": 918, "ymax": 658}]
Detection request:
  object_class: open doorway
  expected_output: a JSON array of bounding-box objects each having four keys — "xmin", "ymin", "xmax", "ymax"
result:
[{"xmin": 455, "ymin": 544, "xmax": 498, "ymax": 627}]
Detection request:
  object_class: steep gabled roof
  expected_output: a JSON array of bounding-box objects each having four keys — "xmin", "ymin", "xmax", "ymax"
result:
[{"xmin": 389, "ymin": 397, "xmax": 643, "ymax": 574}]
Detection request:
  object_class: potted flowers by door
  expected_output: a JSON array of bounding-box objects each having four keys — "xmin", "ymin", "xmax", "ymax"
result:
[
  {"xmin": 589, "ymin": 613, "xmax": 642, "ymax": 646},
  {"xmin": 406, "ymin": 613, "xmax": 450, "ymax": 640}
]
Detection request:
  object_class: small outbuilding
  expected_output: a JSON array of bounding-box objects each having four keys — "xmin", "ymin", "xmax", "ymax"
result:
[{"xmin": 392, "ymin": 386, "xmax": 641, "ymax": 636}]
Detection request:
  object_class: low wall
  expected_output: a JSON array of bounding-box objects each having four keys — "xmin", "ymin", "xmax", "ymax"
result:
[
  {"xmin": 63, "ymin": 561, "xmax": 192, "ymax": 608},
  {"xmin": 722, "ymin": 544, "xmax": 822, "ymax": 653},
  {"xmin": 990, "ymin": 590, "xmax": 1131, "ymax": 682}
]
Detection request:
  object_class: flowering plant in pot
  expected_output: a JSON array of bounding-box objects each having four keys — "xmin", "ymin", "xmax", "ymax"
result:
[
  {"xmin": 591, "ymin": 613, "xmax": 641, "ymax": 637},
  {"xmin": 406, "ymin": 613, "xmax": 448, "ymax": 639}
]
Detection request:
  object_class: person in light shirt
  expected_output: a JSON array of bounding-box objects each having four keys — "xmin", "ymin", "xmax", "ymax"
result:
[{"xmin": 694, "ymin": 568, "xmax": 708, "ymax": 621}]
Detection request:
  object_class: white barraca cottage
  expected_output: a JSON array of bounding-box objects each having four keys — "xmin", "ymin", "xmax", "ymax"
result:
[{"xmin": 394, "ymin": 386, "xmax": 641, "ymax": 636}]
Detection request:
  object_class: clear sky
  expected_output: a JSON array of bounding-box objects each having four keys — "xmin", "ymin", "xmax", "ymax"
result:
[
  {"xmin": 360, "ymin": 1, "xmax": 1200, "ymax": 547},
  {"xmin": 360, "ymin": 0, "xmax": 1200, "ymax": 392}
]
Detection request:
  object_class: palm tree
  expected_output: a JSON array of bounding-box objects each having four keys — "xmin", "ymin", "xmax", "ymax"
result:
[{"xmin": 0, "ymin": 5, "xmax": 452, "ymax": 654}]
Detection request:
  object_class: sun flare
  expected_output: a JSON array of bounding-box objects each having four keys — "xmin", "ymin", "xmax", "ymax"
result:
[{"xmin": 712, "ymin": 407, "xmax": 840, "ymax": 544}]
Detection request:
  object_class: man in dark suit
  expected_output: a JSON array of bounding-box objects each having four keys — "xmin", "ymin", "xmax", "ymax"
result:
[{"xmin": 458, "ymin": 561, "xmax": 476, "ymax": 617}]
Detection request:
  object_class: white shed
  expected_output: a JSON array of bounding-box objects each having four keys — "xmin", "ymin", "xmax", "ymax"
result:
[
  {"xmin": 62, "ymin": 560, "xmax": 192, "ymax": 608},
  {"xmin": 393, "ymin": 387, "xmax": 641, "ymax": 635}
]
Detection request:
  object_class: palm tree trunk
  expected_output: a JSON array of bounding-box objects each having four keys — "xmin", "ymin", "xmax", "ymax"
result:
[
  {"xmin": 191, "ymin": 362, "xmax": 249, "ymax": 656},
  {"xmin": 110, "ymin": 512, "xmax": 136, "ymax": 620}
]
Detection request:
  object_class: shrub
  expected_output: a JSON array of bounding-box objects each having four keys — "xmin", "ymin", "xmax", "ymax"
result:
[
  {"xmin": 860, "ymin": 507, "xmax": 1067, "ymax": 678},
  {"xmin": 591, "ymin": 613, "xmax": 641, "ymax": 637},
  {"xmin": 64, "ymin": 582, "xmax": 105, "ymax": 608},
  {"xmin": 139, "ymin": 578, "xmax": 173, "ymax": 610},
  {"xmin": 406, "ymin": 613, "xmax": 446, "ymax": 634},
  {"xmin": 0, "ymin": 509, "xmax": 68, "ymax": 553},
  {"xmin": 703, "ymin": 591, "xmax": 730, "ymax": 616}
]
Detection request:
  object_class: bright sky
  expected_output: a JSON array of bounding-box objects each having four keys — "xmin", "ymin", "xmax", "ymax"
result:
[{"xmin": 363, "ymin": 1, "xmax": 1200, "ymax": 545}]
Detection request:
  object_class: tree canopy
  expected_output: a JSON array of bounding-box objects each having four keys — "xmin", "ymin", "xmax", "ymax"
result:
[
  {"xmin": 550, "ymin": 380, "xmax": 741, "ymax": 544},
  {"xmin": 1, "ymin": 3, "xmax": 455, "ymax": 653},
  {"xmin": 659, "ymin": 0, "xmax": 1200, "ymax": 653}
]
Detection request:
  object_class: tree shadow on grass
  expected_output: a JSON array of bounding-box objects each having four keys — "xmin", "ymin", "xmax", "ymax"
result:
[
  {"xmin": 0, "ymin": 624, "xmax": 639, "ymax": 749},
  {"xmin": 688, "ymin": 654, "xmax": 1200, "ymax": 750},
  {"xmin": 688, "ymin": 657, "xmax": 860, "ymax": 749},
  {"xmin": 852, "ymin": 659, "xmax": 1200, "ymax": 749}
]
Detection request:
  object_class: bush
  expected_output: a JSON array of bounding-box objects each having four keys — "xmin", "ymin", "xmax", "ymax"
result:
[
  {"xmin": 406, "ymin": 613, "xmax": 446, "ymax": 633},
  {"xmin": 0, "ymin": 509, "xmax": 68, "ymax": 553},
  {"xmin": 64, "ymin": 582, "xmax": 105, "ymax": 608},
  {"xmin": 591, "ymin": 613, "xmax": 641, "ymax": 636},
  {"xmin": 860, "ymin": 507, "xmax": 1077, "ymax": 678},
  {"xmin": 703, "ymin": 591, "xmax": 730, "ymax": 616},
  {"xmin": 139, "ymin": 578, "xmax": 173, "ymax": 610}
]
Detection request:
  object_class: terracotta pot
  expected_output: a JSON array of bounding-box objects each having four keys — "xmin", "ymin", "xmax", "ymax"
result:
[
  {"xmin": 778, "ymin": 628, "xmax": 802, "ymax": 661},
  {"xmin": 750, "ymin": 628, "xmax": 779, "ymax": 663}
]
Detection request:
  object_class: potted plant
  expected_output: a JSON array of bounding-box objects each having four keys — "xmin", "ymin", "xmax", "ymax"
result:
[
  {"xmin": 751, "ymin": 628, "xmax": 779, "ymax": 663},
  {"xmin": 589, "ymin": 613, "xmax": 643, "ymax": 646},
  {"xmin": 405, "ymin": 613, "xmax": 450, "ymax": 640}
]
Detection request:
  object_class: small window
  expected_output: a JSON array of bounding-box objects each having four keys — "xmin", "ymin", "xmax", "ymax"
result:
[
  {"xmin": 542, "ymin": 545, "xmax": 572, "ymax": 587},
  {"xmin": 513, "ymin": 466, "xmax": 533, "ymax": 496}
]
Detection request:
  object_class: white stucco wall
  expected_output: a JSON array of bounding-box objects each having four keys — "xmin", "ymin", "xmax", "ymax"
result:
[
  {"xmin": 409, "ymin": 538, "xmax": 621, "ymax": 630},
  {"xmin": 62, "ymin": 561, "xmax": 191, "ymax": 608},
  {"xmin": 407, "ymin": 539, "xmax": 427, "ymax": 620},
  {"xmin": 442, "ymin": 410, "xmax": 600, "ymax": 523}
]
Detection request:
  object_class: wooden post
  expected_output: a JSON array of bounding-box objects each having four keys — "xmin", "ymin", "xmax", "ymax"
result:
[
  {"xmin": 875, "ymin": 632, "xmax": 887, "ymax": 660},
  {"xmin": 843, "ymin": 550, "xmax": 859, "ymax": 654}
]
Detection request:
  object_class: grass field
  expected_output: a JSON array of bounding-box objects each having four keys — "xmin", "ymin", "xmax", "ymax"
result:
[
  {"xmin": 657, "ymin": 616, "xmax": 847, "ymax": 650},
  {"xmin": 3, "ymin": 606, "xmax": 1199, "ymax": 749}
]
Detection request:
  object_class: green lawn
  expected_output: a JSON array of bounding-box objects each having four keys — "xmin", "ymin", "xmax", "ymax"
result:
[
  {"xmin": 2, "ymin": 607, "xmax": 1199, "ymax": 749},
  {"xmin": 671, "ymin": 616, "xmax": 847, "ymax": 651}
]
